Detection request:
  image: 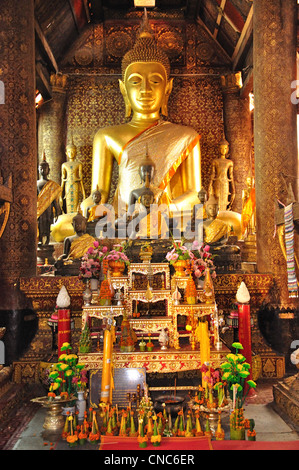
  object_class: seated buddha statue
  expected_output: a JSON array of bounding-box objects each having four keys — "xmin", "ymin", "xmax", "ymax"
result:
[
  {"xmin": 82, "ymin": 14, "xmax": 201, "ymax": 219},
  {"xmin": 204, "ymin": 195, "xmax": 241, "ymax": 272},
  {"xmin": 55, "ymin": 211, "xmax": 95, "ymax": 275},
  {"xmin": 203, "ymin": 195, "xmax": 230, "ymax": 246},
  {"xmin": 85, "ymin": 188, "xmax": 113, "ymax": 237},
  {"xmin": 128, "ymin": 186, "xmax": 169, "ymax": 240},
  {"xmin": 127, "ymin": 149, "xmax": 170, "ymax": 215}
]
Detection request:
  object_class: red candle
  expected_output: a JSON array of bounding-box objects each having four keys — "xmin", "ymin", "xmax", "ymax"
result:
[
  {"xmin": 56, "ymin": 286, "xmax": 71, "ymax": 357},
  {"xmin": 236, "ymin": 281, "xmax": 255, "ymax": 397},
  {"xmin": 58, "ymin": 308, "xmax": 71, "ymax": 357},
  {"xmin": 237, "ymin": 303, "xmax": 252, "ymax": 379}
]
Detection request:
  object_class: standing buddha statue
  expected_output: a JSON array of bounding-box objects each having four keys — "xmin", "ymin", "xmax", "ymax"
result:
[
  {"xmin": 84, "ymin": 12, "xmax": 201, "ymax": 217},
  {"xmin": 37, "ymin": 154, "xmax": 62, "ymax": 245},
  {"xmin": 208, "ymin": 137, "xmax": 235, "ymax": 212},
  {"xmin": 61, "ymin": 139, "xmax": 86, "ymax": 214}
]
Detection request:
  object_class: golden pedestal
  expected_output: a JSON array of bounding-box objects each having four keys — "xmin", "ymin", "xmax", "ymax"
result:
[{"xmin": 79, "ymin": 343, "xmax": 229, "ymax": 374}]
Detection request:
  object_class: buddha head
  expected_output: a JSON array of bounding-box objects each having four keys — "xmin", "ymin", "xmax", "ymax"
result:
[
  {"xmin": 139, "ymin": 187, "xmax": 155, "ymax": 209},
  {"xmin": 66, "ymin": 140, "xmax": 77, "ymax": 161},
  {"xmin": 205, "ymin": 194, "xmax": 219, "ymax": 219},
  {"xmin": 219, "ymin": 137, "xmax": 229, "ymax": 158},
  {"xmin": 120, "ymin": 17, "xmax": 173, "ymax": 118},
  {"xmin": 198, "ymin": 187, "xmax": 207, "ymax": 205},
  {"xmin": 39, "ymin": 153, "xmax": 50, "ymax": 179},
  {"xmin": 72, "ymin": 211, "xmax": 87, "ymax": 235},
  {"xmin": 91, "ymin": 188, "xmax": 102, "ymax": 205},
  {"xmin": 139, "ymin": 148, "xmax": 155, "ymax": 185}
]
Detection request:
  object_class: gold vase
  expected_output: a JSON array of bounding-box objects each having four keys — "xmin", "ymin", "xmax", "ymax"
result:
[
  {"xmin": 173, "ymin": 260, "xmax": 189, "ymax": 277},
  {"xmin": 108, "ymin": 260, "xmax": 125, "ymax": 277},
  {"xmin": 31, "ymin": 396, "xmax": 71, "ymax": 433},
  {"xmin": 43, "ymin": 401, "xmax": 65, "ymax": 432}
]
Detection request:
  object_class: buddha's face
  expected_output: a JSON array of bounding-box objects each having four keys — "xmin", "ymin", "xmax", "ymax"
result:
[
  {"xmin": 206, "ymin": 203, "xmax": 218, "ymax": 218},
  {"xmin": 72, "ymin": 217, "xmax": 86, "ymax": 233},
  {"xmin": 92, "ymin": 191, "xmax": 102, "ymax": 204},
  {"xmin": 219, "ymin": 144, "xmax": 229, "ymax": 157},
  {"xmin": 39, "ymin": 162, "xmax": 49, "ymax": 179},
  {"xmin": 141, "ymin": 193, "xmax": 154, "ymax": 208},
  {"xmin": 66, "ymin": 146, "xmax": 76, "ymax": 160},
  {"xmin": 123, "ymin": 62, "xmax": 170, "ymax": 116}
]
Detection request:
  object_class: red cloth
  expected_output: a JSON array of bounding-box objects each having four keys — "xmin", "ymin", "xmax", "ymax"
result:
[
  {"xmin": 99, "ymin": 436, "xmax": 299, "ymax": 451},
  {"xmin": 212, "ymin": 440, "xmax": 299, "ymax": 450},
  {"xmin": 99, "ymin": 436, "xmax": 213, "ymax": 450}
]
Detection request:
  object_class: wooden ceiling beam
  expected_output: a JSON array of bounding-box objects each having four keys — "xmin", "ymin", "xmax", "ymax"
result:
[
  {"xmin": 35, "ymin": 19, "xmax": 59, "ymax": 73},
  {"xmin": 213, "ymin": 0, "xmax": 227, "ymax": 39},
  {"xmin": 231, "ymin": 4, "xmax": 253, "ymax": 71}
]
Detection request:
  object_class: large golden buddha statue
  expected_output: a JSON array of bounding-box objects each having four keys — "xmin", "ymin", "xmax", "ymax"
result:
[{"xmin": 83, "ymin": 16, "xmax": 201, "ymax": 217}]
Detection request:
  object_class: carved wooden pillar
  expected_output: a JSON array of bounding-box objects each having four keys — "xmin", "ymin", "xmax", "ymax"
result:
[
  {"xmin": 0, "ymin": 0, "xmax": 37, "ymax": 282},
  {"xmin": 37, "ymin": 73, "xmax": 68, "ymax": 183},
  {"xmin": 0, "ymin": 0, "xmax": 38, "ymax": 365},
  {"xmin": 253, "ymin": 0, "xmax": 298, "ymax": 304},
  {"xmin": 221, "ymin": 73, "xmax": 252, "ymax": 213}
]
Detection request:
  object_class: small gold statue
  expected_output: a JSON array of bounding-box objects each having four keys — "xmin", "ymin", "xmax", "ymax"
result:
[
  {"xmin": 208, "ymin": 137, "xmax": 235, "ymax": 212},
  {"xmin": 55, "ymin": 211, "xmax": 95, "ymax": 270},
  {"xmin": 61, "ymin": 140, "xmax": 86, "ymax": 214},
  {"xmin": 203, "ymin": 195, "xmax": 230, "ymax": 246}
]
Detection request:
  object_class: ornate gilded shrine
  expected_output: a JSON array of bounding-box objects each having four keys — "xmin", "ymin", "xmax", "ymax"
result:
[
  {"xmin": 13, "ymin": 268, "xmax": 286, "ymax": 384},
  {"xmin": 2, "ymin": 4, "xmax": 297, "ymax": 410}
]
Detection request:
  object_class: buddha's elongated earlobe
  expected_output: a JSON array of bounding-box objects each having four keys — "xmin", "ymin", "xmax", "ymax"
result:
[
  {"xmin": 119, "ymin": 79, "xmax": 132, "ymax": 118},
  {"xmin": 161, "ymin": 78, "xmax": 173, "ymax": 116}
]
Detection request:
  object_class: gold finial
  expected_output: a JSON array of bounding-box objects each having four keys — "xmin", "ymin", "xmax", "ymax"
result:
[
  {"xmin": 66, "ymin": 133, "xmax": 76, "ymax": 151},
  {"xmin": 138, "ymin": 8, "xmax": 154, "ymax": 39}
]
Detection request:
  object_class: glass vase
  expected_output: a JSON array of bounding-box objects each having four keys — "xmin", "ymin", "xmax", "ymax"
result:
[{"xmin": 76, "ymin": 390, "xmax": 86, "ymax": 420}]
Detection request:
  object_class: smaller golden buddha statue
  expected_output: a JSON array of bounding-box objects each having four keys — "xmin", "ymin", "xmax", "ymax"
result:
[
  {"xmin": 203, "ymin": 195, "xmax": 230, "ymax": 246},
  {"xmin": 208, "ymin": 137, "xmax": 235, "ymax": 212},
  {"xmin": 61, "ymin": 140, "xmax": 86, "ymax": 214},
  {"xmin": 55, "ymin": 211, "xmax": 95, "ymax": 275}
]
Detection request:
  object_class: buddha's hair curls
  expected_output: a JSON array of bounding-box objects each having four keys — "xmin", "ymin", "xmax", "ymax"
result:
[{"xmin": 121, "ymin": 33, "xmax": 170, "ymax": 80}]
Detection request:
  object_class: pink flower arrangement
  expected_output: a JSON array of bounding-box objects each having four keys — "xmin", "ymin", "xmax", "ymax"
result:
[
  {"xmin": 191, "ymin": 241, "xmax": 216, "ymax": 279},
  {"xmin": 104, "ymin": 243, "xmax": 130, "ymax": 265},
  {"xmin": 79, "ymin": 240, "xmax": 104, "ymax": 280},
  {"xmin": 165, "ymin": 240, "xmax": 193, "ymax": 265}
]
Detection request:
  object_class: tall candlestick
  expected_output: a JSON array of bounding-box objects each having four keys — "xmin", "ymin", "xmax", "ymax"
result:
[
  {"xmin": 56, "ymin": 286, "xmax": 71, "ymax": 357},
  {"xmin": 101, "ymin": 328, "xmax": 113, "ymax": 404},
  {"xmin": 199, "ymin": 319, "xmax": 210, "ymax": 387},
  {"xmin": 236, "ymin": 282, "xmax": 254, "ymax": 395},
  {"xmin": 100, "ymin": 308, "xmax": 115, "ymax": 404}
]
